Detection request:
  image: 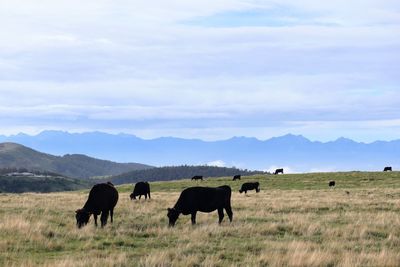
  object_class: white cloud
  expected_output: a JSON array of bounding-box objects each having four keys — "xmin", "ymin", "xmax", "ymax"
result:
[
  {"xmin": 309, "ymin": 167, "xmax": 338, "ymax": 173},
  {"xmin": 206, "ymin": 160, "xmax": 226, "ymax": 167},
  {"xmin": 0, "ymin": 1, "xmax": 399, "ymax": 141}
]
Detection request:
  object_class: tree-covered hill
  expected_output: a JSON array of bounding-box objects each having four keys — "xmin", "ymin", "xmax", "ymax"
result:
[
  {"xmin": 0, "ymin": 175, "xmax": 89, "ymax": 193},
  {"xmin": 109, "ymin": 165, "xmax": 266, "ymax": 185}
]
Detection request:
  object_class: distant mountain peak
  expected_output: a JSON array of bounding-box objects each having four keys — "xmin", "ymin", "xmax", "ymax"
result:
[
  {"xmin": 269, "ymin": 133, "xmax": 310, "ymax": 143},
  {"xmin": 333, "ymin": 137, "xmax": 356, "ymax": 144},
  {"xmin": 228, "ymin": 136, "xmax": 259, "ymax": 141},
  {"xmin": 283, "ymin": 133, "xmax": 307, "ymax": 139}
]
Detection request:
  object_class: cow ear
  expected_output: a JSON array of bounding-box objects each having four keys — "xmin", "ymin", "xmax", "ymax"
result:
[
  {"xmin": 75, "ymin": 209, "xmax": 80, "ymax": 213},
  {"xmin": 167, "ymin": 208, "xmax": 171, "ymax": 212}
]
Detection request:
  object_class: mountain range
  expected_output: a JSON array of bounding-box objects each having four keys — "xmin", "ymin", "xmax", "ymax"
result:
[{"xmin": 1, "ymin": 131, "xmax": 399, "ymax": 172}]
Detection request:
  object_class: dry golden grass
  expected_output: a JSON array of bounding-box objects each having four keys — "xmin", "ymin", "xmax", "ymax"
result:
[{"xmin": 1, "ymin": 173, "xmax": 400, "ymax": 266}]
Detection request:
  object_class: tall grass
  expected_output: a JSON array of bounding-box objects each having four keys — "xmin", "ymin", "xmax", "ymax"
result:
[{"xmin": 1, "ymin": 172, "xmax": 400, "ymax": 266}]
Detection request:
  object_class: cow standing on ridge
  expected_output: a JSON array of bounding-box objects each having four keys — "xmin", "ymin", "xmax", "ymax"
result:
[
  {"xmin": 75, "ymin": 183, "xmax": 119, "ymax": 228},
  {"xmin": 274, "ymin": 168, "xmax": 284, "ymax": 175},
  {"xmin": 384, "ymin": 167, "xmax": 392, "ymax": 172},
  {"xmin": 167, "ymin": 186, "xmax": 233, "ymax": 226}
]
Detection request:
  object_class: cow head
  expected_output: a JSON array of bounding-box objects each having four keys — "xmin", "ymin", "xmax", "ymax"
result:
[
  {"xmin": 167, "ymin": 208, "xmax": 179, "ymax": 227},
  {"xmin": 130, "ymin": 193, "xmax": 136, "ymax": 200},
  {"xmin": 75, "ymin": 209, "xmax": 90, "ymax": 228}
]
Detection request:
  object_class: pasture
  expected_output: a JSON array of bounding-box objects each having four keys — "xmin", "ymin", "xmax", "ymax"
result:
[{"xmin": 1, "ymin": 172, "xmax": 400, "ymax": 266}]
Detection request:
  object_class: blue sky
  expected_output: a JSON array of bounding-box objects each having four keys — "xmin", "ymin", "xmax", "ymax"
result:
[{"xmin": 0, "ymin": 0, "xmax": 399, "ymax": 142}]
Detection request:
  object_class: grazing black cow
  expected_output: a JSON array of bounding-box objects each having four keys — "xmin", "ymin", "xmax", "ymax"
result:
[
  {"xmin": 239, "ymin": 182, "xmax": 260, "ymax": 194},
  {"xmin": 192, "ymin": 175, "xmax": 203, "ymax": 181},
  {"xmin": 383, "ymin": 167, "xmax": 392, "ymax": 172},
  {"xmin": 329, "ymin": 180, "xmax": 335, "ymax": 187},
  {"xmin": 167, "ymin": 186, "xmax": 233, "ymax": 226},
  {"xmin": 232, "ymin": 175, "xmax": 241, "ymax": 181},
  {"xmin": 274, "ymin": 168, "xmax": 284, "ymax": 175},
  {"xmin": 75, "ymin": 183, "xmax": 119, "ymax": 228},
  {"xmin": 130, "ymin": 181, "xmax": 151, "ymax": 200}
]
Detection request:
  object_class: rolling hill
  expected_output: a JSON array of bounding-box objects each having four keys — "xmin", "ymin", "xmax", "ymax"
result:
[{"xmin": 0, "ymin": 142, "xmax": 152, "ymax": 179}]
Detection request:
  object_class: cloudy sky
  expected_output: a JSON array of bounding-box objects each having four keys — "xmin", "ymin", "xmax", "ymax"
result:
[{"xmin": 0, "ymin": 0, "xmax": 399, "ymax": 142}]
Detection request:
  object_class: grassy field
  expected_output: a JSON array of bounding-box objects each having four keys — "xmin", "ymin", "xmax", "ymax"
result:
[{"xmin": 1, "ymin": 172, "xmax": 400, "ymax": 266}]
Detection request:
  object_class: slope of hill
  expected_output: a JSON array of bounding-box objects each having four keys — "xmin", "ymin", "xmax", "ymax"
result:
[
  {"xmin": 0, "ymin": 142, "xmax": 152, "ymax": 178},
  {"xmin": 1, "ymin": 131, "xmax": 399, "ymax": 172},
  {"xmin": 0, "ymin": 175, "xmax": 89, "ymax": 193},
  {"xmin": 109, "ymin": 165, "xmax": 265, "ymax": 185}
]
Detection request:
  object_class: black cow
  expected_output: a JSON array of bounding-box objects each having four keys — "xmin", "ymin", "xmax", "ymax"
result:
[
  {"xmin": 192, "ymin": 175, "xmax": 203, "ymax": 181},
  {"xmin": 167, "ymin": 186, "xmax": 233, "ymax": 226},
  {"xmin": 383, "ymin": 167, "xmax": 392, "ymax": 172},
  {"xmin": 232, "ymin": 175, "xmax": 241, "ymax": 181},
  {"xmin": 274, "ymin": 168, "xmax": 284, "ymax": 175},
  {"xmin": 75, "ymin": 183, "xmax": 119, "ymax": 228},
  {"xmin": 329, "ymin": 180, "xmax": 335, "ymax": 187},
  {"xmin": 239, "ymin": 182, "xmax": 260, "ymax": 194},
  {"xmin": 130, "ymin": 182, "xmax": 151, "ymax": 200}
]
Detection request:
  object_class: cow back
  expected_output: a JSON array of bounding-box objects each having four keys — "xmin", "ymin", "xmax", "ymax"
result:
[
  {"xmin": 174, "ymin": 186, "xmax": 231, "ymax": 214},
  {"xmin": 133, "ymin": 182, "xmax": 150, "ymax": 195},
  {"xmin": 241, "ymin": 182, "xmax": 259, "ymax": 191},
  {"xmin": 84, "ymin": 183, "xmax": 119, "ymax": 213}
]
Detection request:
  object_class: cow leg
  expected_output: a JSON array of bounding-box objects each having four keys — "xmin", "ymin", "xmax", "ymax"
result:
[
  {"xmin": 100, "ymin": 210, "xmax": 109, "ymax": 227},
  {"xmin": 110, "ymin": 208, "xmax": 114, "ymax": 223},
  {"xmin": 139, "ymin": 195, "xmax": 142, "ymax": 200},
  {"xmin": 148, "ymin": 192, "xmax": 151, "ymax": 199},
  {"xmin": 93, "ymin": 214, "xmax": 98, "ymax": 227},
  {"xmin": 218, "ymin": 208, "xmax": 224, "ymax": 224},
  {"xmin": 191, "ymin": 212, "xmax": 197, "ymax": 225},
  {"xmin": 225, "ymin": 204, "xmax": 233, "ymax": 222},
  {"xmin": 145, "ymin": 194, "xmax": 147, "ymax": 200}
]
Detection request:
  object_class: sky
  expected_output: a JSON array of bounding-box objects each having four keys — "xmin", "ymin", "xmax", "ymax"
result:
[{"xmin": 0, "ymin": 0, "xmax": 399, "ymax": 142}]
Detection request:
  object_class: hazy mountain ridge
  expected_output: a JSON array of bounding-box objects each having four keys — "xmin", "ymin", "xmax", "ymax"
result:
[
  {"xmin": 0, "ymin": 142, "xmax": 152, "ymax": 178},
  {"xmin": 0, "ymin": 131, "xmax": 399, "ymax": 172}
]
